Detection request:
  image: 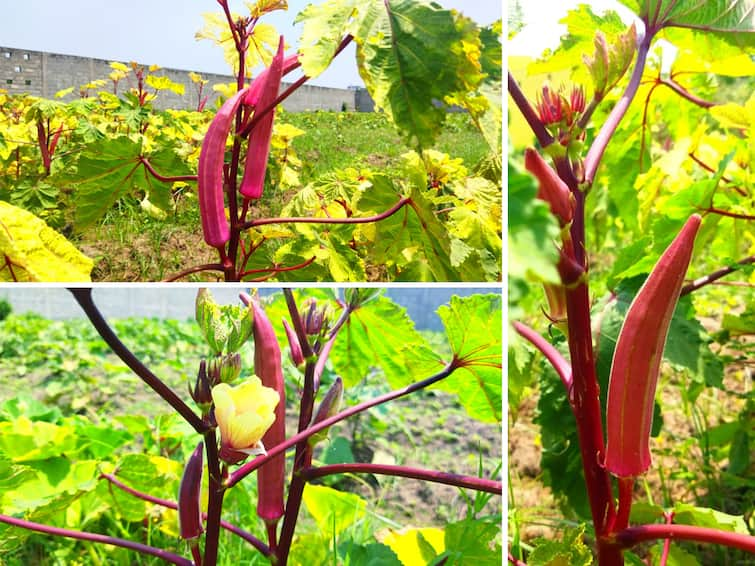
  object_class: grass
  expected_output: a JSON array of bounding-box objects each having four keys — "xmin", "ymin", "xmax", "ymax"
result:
[
  {"xmin": 69, "ymin": 111, "xmax": 490, "ymax": 282},
  {"xmin": 282, "ymin": 110, "xmax": 488, "ymax": 178}
]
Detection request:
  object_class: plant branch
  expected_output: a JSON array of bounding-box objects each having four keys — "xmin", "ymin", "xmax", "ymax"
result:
[
  {"xmin": 688, "ymin": 152, "xmax": 746, "ymax": 196},
  {"xmin": 203, "ymin": 429, "xmax": 225, "ymax": 565},
  {"xmin": 614, "ymin": 476, "xmax": 635, "ymax": 532},
  {"xmin": 512, "ymin": 321, "xmax": 572, "ymax": 392},
  {"xmin": 238, "ymin": 256, "xmax": 317, "ymax": 279},
  {"xmin": 276, "ymin": 338, "xmax": 323, "ymax": 562},
  {"xmin": 614, "ymin": 523, "xmax": 755, "ymax": 553},
  {"xmin": 140, "ymin": 157, "xmax": 198, "ymax": 183},
  {"xmin": 163, "ymin": 263, "xmax": 226, "ymax": 282},
  {"xmin": 100, "ymin": 473, "xmax": 270, "ymax": 556},
  {"xmin": 660, "ymin": 511, "xmax": 674, "ymax": 566},
  {"xmin": 563, "ymin": 273, "xmax": 623, "ymax": 566},
  {"xmin": 687, "ymin": 152, "xmax": 731, "ymax": 181},
  {"xmin": 302, "ymin": 463, "xmax": 502, "ymax": 494},
  {"xmin": 0, "ymin": 514, "xmax": 192, "ymax": 566},
  {"xmin": 282, "ymin": 289, "xmax": 315, "ymax": 359},
  {"xmin": 585, "ymin": 30, "xmax": 652, "ymax": 184},
  {"xmin": 69, "ymin": 288, "xmax": 207, "ymax": 433},
  {"xmin": 225, "ymin": 359, "xmax": 460, "ymax": 489},
  {"xmin": 700, "ymin": 206, "xmax": 755, "ymax": 221},
  {"xmin": 239, "ymin": 197, "xmax": 411, "ymax": 230},
  {"xmin": 680, "ymin": 255, "xmax": 755, "ymax": 296},
  {"xmin": 660, "ymin": 77, "xmax": 715, "ymax": 109},
  {"xmin": 507, "ymin": 72, "xmax": 553, "ymax": 148}
]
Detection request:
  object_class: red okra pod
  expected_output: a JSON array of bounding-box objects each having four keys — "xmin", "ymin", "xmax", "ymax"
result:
[
  {"xmin": 250, "ymin": 295, "xmax": 286, "ymax": 524},
  {"xmin": 178, "ymin": 441, "xmax": 204, "ymax": 541},
  {"xmin": 604, "ymin": 214, "xmax": 702, "ymax": 477},
  {"xmin": 239, "ymin": 36, "xmax": 286, "ymax": 200},
  {"xmin": 197, "ymin": 87, "xmax": 248, "ymax": 248}
]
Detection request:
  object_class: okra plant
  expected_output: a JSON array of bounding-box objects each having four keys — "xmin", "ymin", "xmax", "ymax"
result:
[
  {"xmin": 509, "ymin": 1, "xmax": 754, "ymax": 565},
  {"xmin": 0, "ymin": 288, "xmax": 502, "ymax": 564}
]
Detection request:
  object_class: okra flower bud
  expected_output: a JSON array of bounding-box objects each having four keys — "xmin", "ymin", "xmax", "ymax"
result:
[
  {"xmin": 178, "ymin": 441, "xmax": 204, "ymax": 541},
  {"xmin": 283, "ymin": 318, "xmax": 305, "ymax": 367},
  {"xmin": 212, "ymin": 378, "xmax": 279, "ymax": 465},
  {"xmin": 207, "ymin": 352, "xmax": 242, "ymax": 384},
  {"xmin": 189, "ymin": 360, "xmax": 213, "ymax": 411},
  {"xmin": 605, "ymin": 214, "xmax": 701, "ymax": 478},
  {"xmin": 195, "ymin": 288, "xmax": 254, "ymax": 355},
  {"xmin": 524, "ymin": 148, "xmax": 574, "ymax": 225},
  {"xmin": 301, "ymin": 298, "xmax": 332, "ymax": 337},
  {"xmin": 308, "ymin": 377, "xmax": 344, "ymax": 446}
]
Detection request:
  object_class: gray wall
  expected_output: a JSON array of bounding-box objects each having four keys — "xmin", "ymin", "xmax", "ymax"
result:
[
  {"xmin": 0, "ymin": 287, "xmax": 498, "ymax": 331},
  {"xmin": 0, "ymin": 46, "xmax": 372, "ymax": 112}
]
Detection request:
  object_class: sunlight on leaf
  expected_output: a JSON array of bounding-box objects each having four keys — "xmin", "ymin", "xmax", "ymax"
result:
[
  {"xmin": 302, "ymin": 484, "xmax": 366, "ymax": 536},
  {"xmin": 0, "ymin": 201, "xmax": 93, "ymax": 282}
]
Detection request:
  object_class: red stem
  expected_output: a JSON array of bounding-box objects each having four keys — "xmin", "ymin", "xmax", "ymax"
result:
[
  {"xmin": 700, "ymin": 206, "xmax": 755, "ymax": 221},
  {"xmin": 202, "ymin": 429, "xmax": 225, "ymax": 566},
  {"xmin": 275, "ymin": 443, "xmax": 312, "ymax": 566},
  {"xmin": 614, "ymin": 523, "xmax": 755, "ymax": 553},
  {"xmin": 140, "ymin": 157, "xmax": 198, "ymax": 183},
  {"xmin": 680, "ymin": 255, "xmax": 755, "ymax": 296},
  {"xmin": 225, "ymin": 360, "xmax": 460, "ymax": 489},
  {"xmin": 614, "ymin": 476, "xmax": 635, "ymax": 532},
  {"xmin": 0, "ymin": 514, "xmax": 192, "ymax": 566},
  {"xmin": 585, "ymin": 31, "xmax": 653, "ymax": 184},
  {"xmin": 99, "ymin": 473, "xmax": 270, "ymax": 555},
  {"xmin": 659, "ymin": 511, "xmax": 675, "ymax": 566},
  {"xmin": 163, "ymin": 263, "xmax": 226, "ymax": 282},
  {"xmin": 565, "ymin": 282, "xmax": 619, "ymax": 561},
  {"xmin": 36, "ymin": 120, "xmax": 51, "ymax": 174},
  {"xmin": 659, "ymin": 76, "xmax": 715, "ymax": 109},
  {"xmin": 507, "ymin": 72, "xmax": 553, "ymax": 148},
  {"xmin": 302, "ymin": 463, "xmax": 502, "ymax": 494},
  {"xmin": 512, "ymin": 321, "xmax": 572, "ymax": 392},
  {"xmin": 238, "ymin": 256, "xmax": 317, "ymax": 279},
  {"xmin": 240, "ymin": 197, "xmax": 411, "ymax": 230}
]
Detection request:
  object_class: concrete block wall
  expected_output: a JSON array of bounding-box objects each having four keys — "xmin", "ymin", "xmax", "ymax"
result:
[
  {"xmin": 0, "ymin": 45, "xmax": 372, "ymax": 112},
  {"xmin": 1, "ymin": 47, "xmax": 40, "ymax": 96}
]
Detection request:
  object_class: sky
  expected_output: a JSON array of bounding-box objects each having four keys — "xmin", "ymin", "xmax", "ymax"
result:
[
  {"xmin": 508, "ymin": 0, "xmax": 637, "ymax": 57},
  {"xmin": 0, "ymin": 0, "xmax": 502, "ymax": 88}
]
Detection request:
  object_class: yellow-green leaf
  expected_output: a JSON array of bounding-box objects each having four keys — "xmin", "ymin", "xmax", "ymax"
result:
[
  {"xmin": 0, "ymin": 201, "xmax": 93, "ymax": 282},
  {"xmin": 145, "ymin": 75, "xmax": 186, "ymax": 96},
  {"xmin": 380, "ymin": 527, "xmax": 445, "ymax": 565},
  {"xmin": 302, "ymin": 484, "xmax": 366, "ymax": 536}
]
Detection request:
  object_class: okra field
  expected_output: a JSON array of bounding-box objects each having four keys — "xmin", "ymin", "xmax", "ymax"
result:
[
  {"xmin": 0, "ymin": 0, "xmax": 502, "ymax": 283},
  {"xmin": 509, "ymin": 0, "xmax": 754, "ymax": 565}
]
